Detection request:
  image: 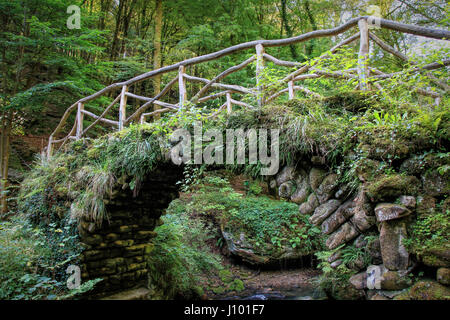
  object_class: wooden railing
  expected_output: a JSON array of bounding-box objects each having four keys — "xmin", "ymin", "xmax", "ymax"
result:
[{"xmin": 47, "ymin": 16, "xmax": 450, "ymax": 157}]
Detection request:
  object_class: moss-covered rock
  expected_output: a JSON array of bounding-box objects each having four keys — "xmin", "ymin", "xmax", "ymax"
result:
[
  {"xmin": 407, "ymin": 280, "xmax": 450, "ymax": 300},
  {"xmin": 365, "ymin": 174, "xmax": 420, "ymax": 202},
  {"xmin": 437, "ymin": 268, "xmax": 450, "ymax": 286}
]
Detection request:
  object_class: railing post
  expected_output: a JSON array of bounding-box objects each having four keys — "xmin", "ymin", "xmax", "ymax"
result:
[
  {"xmin": 358, "ymin": 18, "xmax": 369, "ymax": 91},
  {"xmin": 47, "ymin": 136, "xmax": 53, "ymax": 158},
  {"xmin": 255, "ymin": 43, "xmax": 265, "ymax": 107},
  {"xmin": 119, "ymin": 85, "xmax": 128, "ymax": 130},
  {"xmin": 76, "ymin": 102, "xmax": 84, "ymax": 139},
  {"xmin": 288, "ymin": 81, "xmax": 294, "ymax": 100},
  {"xmin": 226, "ymin": 92, "xmax": 232, "ymax": 114},
  {"xmin": 178, "ymin": 65, "xmax": 186, "ymax": 109}
]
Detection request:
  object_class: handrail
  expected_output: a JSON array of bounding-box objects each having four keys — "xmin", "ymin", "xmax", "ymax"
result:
[{"xmin": 46, "ymin": 17, "xmax": 450, "ymax": 158}]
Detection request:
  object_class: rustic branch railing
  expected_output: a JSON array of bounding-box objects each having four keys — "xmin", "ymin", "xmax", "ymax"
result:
[{"xmin": 47, "ymin": 17, "xmax": 450, "ymax": 157}]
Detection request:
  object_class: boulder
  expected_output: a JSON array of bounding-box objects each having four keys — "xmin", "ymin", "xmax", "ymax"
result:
[
  {"xmin": 354, "ymin": 234, "xmax": 368, "ymax": 248},
  {"xmin": 298, "ymin": 193, "xmax": 319, "ymax": 215},
  {"xmin": 309, "ymin": 167, "xmax": 327, "ymax": 191},
  {"xmin": 370, "ymin": 294, "xmax": 390, "ymax": 300},
  {"xmin": 374, "ymin": 203, "xmax": 411, "ymax": 222},
  {"xmin": 316, "ymin": 173, "xmax": 339, "ymax": 204},
  {"xmin": 367, "ymin": 238, "xmax": 383, "ymax": 265},
  {"xmin": 422, "ymin": 170, "xmax": 449, "ymax": 197},
  {"xmin": 325, "ymin": 222, "xmax": 359, "ymax": 250},
  {"xmin": 321, "ymin": 200, "xmax": 355, "ymax": 235},
  {"xmin": 351, "ymin": 204, "xmax": 376, "ymax": 232},
  {"xmin": 380, "ymin": 270, "xmax": 412, "ymax": 290},
  {"xmin": 365, "ymin": 174, "xmax": 420, "ymax": 202},
  {"xmin": 309, "ymin": 199, "xmax": 341, "ymax": 226},
  {"xmin": 275, "ymin": 166, "xmax": 296, "ymax": 186},
  {"xmin": 416, "ymin": 195, "xmax": 436, "ymax": 217},
  {"xmin": 408, "ymin": 280, "xmax": 450, "ymax": 300},
  {"xmin": 437, "ymin": 268, "xmax": 450, "ymax": 286},
  {"xmin": 278, "ymin": 181, "xmax": 295, "ymax": 199},
  {"xmin": 221, "ymin": 230, "xmax": 310, "ymax": 266},
  {"xmin": 421, "ymin": 248, "xmax": 450, "ymax": 268},
  {"xmin": 349, "ymin": 271, "xmax": 367, "ymax": 290},
  {"xmin": 290, "ymin": 178, "xmax": 310, "ymax": 204},
  {"xmin": 398, "ymin": 195, "xmax": 416, "ymax": 209},
  {"xmin": 379, "ymin": 220, "xmax": 409, "ymax": 271}
]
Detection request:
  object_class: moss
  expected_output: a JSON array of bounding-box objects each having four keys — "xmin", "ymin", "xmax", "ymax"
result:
[
  {"xmin": 211, "ymin": 286, "xmax": 226, "ymax": 295},
  {"xmin": 357, "ymin": 126, "xmax": 434, "ymax": 161},
  {"xmin": 407, "ymin": 280, "xmax": 450, "ymax": 300},
  {"xmin": 219, "ymin": 269, "xmax": 233, "ymax": 283},
  {"xmin": 322, "ymin": 91, "xmax": 378, "ymax": 113},
  {"xmin": 365, "ymin": 174, "xmax": 420, "ymax": 202},
  {"xmin": 230, "ymin": 279, "xmax": 244, "ymax": 292}
]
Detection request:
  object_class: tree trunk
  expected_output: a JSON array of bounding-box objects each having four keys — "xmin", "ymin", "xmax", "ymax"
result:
[
  {"xmin": 280, "ymin": 0, "xmax": 299, "ymax": 61},
  {"xmin": 0, "ymin": 116, "xmax": 11, "ymax": 215},
  {"xmin": 153, "ymin": 0, "xmax": 163, "ymax": 119}
]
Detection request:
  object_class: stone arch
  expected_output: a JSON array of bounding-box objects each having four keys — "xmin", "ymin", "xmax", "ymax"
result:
[{"xmin": 78, "ymin": 163, "xmax": 184, "ymax": 296}]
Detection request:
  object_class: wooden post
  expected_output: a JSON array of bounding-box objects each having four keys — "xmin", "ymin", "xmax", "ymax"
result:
[
  {"xmin": 47, "ymin": 136, "xmax": 53, "ymax": 158},
  {"xmin": 255, "ymin": 44, "xmax": 265, "ymax": 107},
  {"xmin": 288, "ymin": 81, "xmax": 294, "ymax": 100},
  {"xmin": 358, "ymin": 18, "xmax": 369, "ymax": 91},
  {"xmin": 178, "ymin": 65, "xmax": 187, "ymax": 109},
  {"xmin": 76, "ymin": 102, "xmax": 84, "ymax": 139},
  {"xmin": 119, "ymin": 85, "xmax": 128, "ymax": 130},
  {"xmin": 226, "ymin": 92, "xmax": 232, "ymax": 114}
]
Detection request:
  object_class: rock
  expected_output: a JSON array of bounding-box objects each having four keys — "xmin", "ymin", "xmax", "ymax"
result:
[
  {"xmin": 290, "ymin": 178, "xmax": 310, "ymax": 204},
  {"xmin": 335, "ymin": 185, "xmax": 350, "ymax": 200},
  {"xmin": 328, "ymin": 251, "xmax": 342, "ymax": 263},
  {"xmin": 354, "ymin": 234, "xmax": 368, "ymax": 248},
  {"xmin": 298, "ymin": 193, "xmax": 319, "ymax": 215},
  {"xmin": 374, "ymin": 203, "xmax": 411, "ymax": 222},
  {"xmin": 351, "ymin": 204, "xmax": 375, "ymax": 232},
  {"xmin": 309, "ymin": 167, "xmax": 327, "ymax": 191},
  {"xmin": 279, "ymin": 181, "xmax": 295, "ymax": 199},
  {"xmin": 316, "ymin": 173, "xmax": 339, "ymax": 204},
  {"xmin": 408, "ymin": 280, "xmax": 450, "ymax": 300},
  {"xmin": 365, "ymin": 174, "xmax": 420, "ymax": 202},
  {"xmin": 309, "ymin": 199, "xmax": 341, "ymax": 226},
  {"xmin": 325, "ymin": 222, "xmax": 359, "ymax": 250},
  {"xmin": 311, "ymin": 155, "xmax": 326, "ymax": 166},
  {"xmin": 349, "ymin": 271, "xmax": 367, "ymax": 290},
  {"xmin": 422, "ymin": 169, "xmax": 449, "ymax": 197},
  {"xmin": 331, "ymin": 260, "xmax": 343, "ymax": 268},
  {"xmin": 398, "ymin": 195, "xmax": 416, "ymax": 209},
  {"xmin": 380, "ymin": 270, "xmax": 412, "ymax": 290},
  {"xmin": 354, "ymin": 158, "xmax": 381, "ymax": 182},
  {"xmin": 367, "ymin": 238, "xmax": 383, "ymax": 265},
  {"xmin": 331, "ymin": 283, "xmax": 365, "ymax": 300},
  {"xmin": 370, "ymin": 294, "xmax": 390, "ymax": 300},
  {"xmin": 222, "ymin": 231, "xmax": 270, "ymax": 265},
  {"xmin": 421, "ymin": 248, "xmax": 450, "ymax": 268},
  {"xmin": 221, "ymin": 230, "xmax": 309, "ymax": 266},
  {"xmin": 416, "ymin": 195, "xmax": 436, "ymax": 217},
  {"xmin": 275, "ymin": 166, "xmax": 296, "ymax": 186},
  {"xmin": 321, "ymin": 200, "xmax": 354, "ymax": 235},
  {"xmin": 437, "ymin": 268, "xmax": 450, "ymax": 285},
  {"xmin": 379, "ymin": 220, "xmax": 409, "ymax": 271},
  {"xmin": 346, "ymin": 255, "xmax": 367, "ymax": 271}
]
